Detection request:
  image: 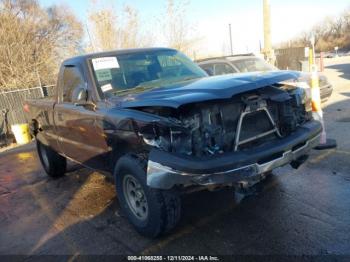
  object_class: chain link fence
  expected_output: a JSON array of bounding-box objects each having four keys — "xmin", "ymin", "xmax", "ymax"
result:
[{"xmin": 0, "ymin": 85, "xmax": 55, "ymax": 140}]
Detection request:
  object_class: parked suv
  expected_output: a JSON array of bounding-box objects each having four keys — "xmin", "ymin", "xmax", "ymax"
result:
[{"xmin": 197, "ymin": 54, "xmax": 333, "ymax": 102}]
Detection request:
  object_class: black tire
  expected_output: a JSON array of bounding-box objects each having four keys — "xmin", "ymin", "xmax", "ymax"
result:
[
  {"xmin": 36, "ymin": 140, "xmax": 66, "ymax": 178},
  {"xmin": 114, "ymin": 155, "xmax": 181, "ymax": 238}
]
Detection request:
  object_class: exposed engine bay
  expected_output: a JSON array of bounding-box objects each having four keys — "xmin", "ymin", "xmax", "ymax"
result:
[{"xmin": 139, "ymin": 85, "xmax": 312, "ymax": 157}]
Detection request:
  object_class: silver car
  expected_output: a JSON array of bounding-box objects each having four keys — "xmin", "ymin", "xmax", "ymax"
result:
[{"xmin": 197, "ymin": 54, "xmax": 333, "ymax": 102}]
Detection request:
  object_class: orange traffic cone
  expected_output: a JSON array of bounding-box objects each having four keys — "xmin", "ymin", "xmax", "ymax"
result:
[{"xmin": 310, "ymin": 65, "xmax": 337, "ymax": 150}]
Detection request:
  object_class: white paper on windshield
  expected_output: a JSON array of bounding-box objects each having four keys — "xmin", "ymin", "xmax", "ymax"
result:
[
  {"xmin": 101, "ymin": 84, "xmax": 113, "ymax": 92},
  {"xmin": 92, "ymin": 57, "xmax": 119, "ymax": 70}
]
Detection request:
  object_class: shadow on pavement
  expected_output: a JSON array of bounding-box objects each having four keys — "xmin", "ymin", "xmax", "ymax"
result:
[
  {"xmin": 28, "ymin": 95, "xmax": 350, "ymax": 256},
  {"xmin": 27, "ymin": 174, "xmax": 281, "ymax": 255},
  {"xmin": 1, "ymin": 95, "xmax": 350, "ymax": 256},
  {"xmin": 340, "ymin": 92, "xmax": 350, "ymax": 98},
  {"xmin": 323, "ymin": 93, "xmax": 350, "ymax": 124},
  {"xmin": 0, "ymin": 147, "xmax": 97, "ymax": 255},
  {"xmin": 326, "ymin": 63, "xmax": 350, "ymax": 80}
]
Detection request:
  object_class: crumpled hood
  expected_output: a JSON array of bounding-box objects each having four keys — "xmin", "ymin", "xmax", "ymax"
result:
[{"xmin": 110, "ymin": 70, "xmax": 302, "ymax": 109}]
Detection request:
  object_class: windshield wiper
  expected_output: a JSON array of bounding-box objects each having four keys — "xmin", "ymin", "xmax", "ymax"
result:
[
  {"xmin": 112, "ymin": 85, "xmax": 157, "ymax": 95},
  {"xmin": 111, "ymin": 76, "xmax": 200, "ymax": 96}
]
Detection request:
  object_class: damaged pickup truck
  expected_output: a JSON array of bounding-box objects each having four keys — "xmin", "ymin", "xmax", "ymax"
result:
[{"xmin": 25, "ymin": 48, "xmax": 322, "ymax": 237}]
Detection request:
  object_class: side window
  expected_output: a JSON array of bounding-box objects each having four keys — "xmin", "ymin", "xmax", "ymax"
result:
[
  {"xmin": 214, "ymin": 63, "xmax": 235, "ymax": 75},
  {"xmin": 200, "ymin": 64, "xmax": 214, "ymax": 76},
  {"xmin": 62, "ymin": 66, "xmax": 85, "ymax": 103}
]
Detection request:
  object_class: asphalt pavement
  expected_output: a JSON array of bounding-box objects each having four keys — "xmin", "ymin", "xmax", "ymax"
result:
[{"xmin": 0, "ymin": 57, "xmax": 350, "ymax": 258}]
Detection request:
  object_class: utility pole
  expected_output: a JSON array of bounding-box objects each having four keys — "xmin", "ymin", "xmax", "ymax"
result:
[
  {"xmin": 259, "ymin": 40, "xmax": 262, "ymax": 52},
  {"xmin": 262, "ymin": 0, "xmax": 274, "ymax": 64},
  {"xmin": 192, "ymin": 50, "xmax": 197, "ymax": 61},
  {"xmin": 228, "ymin": 23, "xmax": 233, "ymax": 56},
  {"xmin": 86, "ymin": 22, "xmax": 96, "ymax": 52}
]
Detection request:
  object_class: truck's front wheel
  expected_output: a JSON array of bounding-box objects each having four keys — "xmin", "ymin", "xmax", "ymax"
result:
[
  {"xmin": 114, "ymin": 155, "xmax": 181, "ymax": 238},
  {"xmin": 37, "ymin": 140, "xmax": 66, "ymax": 178}
]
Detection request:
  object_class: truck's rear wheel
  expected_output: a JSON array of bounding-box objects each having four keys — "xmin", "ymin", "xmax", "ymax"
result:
[
  {"xmin": 37, "ymin": 140, "xmax": 66, "ymax": 178},
  {"xmin": 114, "ymin": 155, "xmax": 181, "ymax": 238}
]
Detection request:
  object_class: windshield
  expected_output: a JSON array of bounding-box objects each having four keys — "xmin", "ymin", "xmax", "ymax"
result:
[
  {"xmin": 231, "ymin": 58, "xmax": 276, "ymax": 73},
  {"xmin": 91, "ymin": 49, "xmax": 207, "ymax": 96}
]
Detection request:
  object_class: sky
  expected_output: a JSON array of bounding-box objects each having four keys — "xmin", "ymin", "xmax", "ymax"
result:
[{"xmin": 39, "ymin": 0, "xmax": 350, "ymax": 56}]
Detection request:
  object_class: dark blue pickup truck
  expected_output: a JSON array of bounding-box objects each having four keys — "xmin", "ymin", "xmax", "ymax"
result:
[{"xmin": 26, "ymin": 48, "xmax": 321, "ymax": 237}]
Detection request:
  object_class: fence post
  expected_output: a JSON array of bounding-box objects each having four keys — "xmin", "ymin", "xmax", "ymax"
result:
[
  {"xmin": 39, "ymin": 85, "xmax": 45, "ymax": 97},
  {"xmin": 320, "ymin": 52, "xmax": 324, "ymax": 72}
]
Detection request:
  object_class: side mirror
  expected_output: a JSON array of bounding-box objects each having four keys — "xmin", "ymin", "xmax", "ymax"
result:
[
  {"xmin": 75, "ymin": 100, "xmax": 97, "ymax": 111},
  {"xmin": 73, "ymin": 87, "xmax": 97, "ymax": 111},
  {"xmin": 72, "ymin": 86, "xmax": 88, "ymax": 103}
]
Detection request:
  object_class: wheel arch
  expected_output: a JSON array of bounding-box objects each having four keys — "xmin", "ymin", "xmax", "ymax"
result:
[{"xmin": 113, "ymin": 152, "xmax": 148, "ymax": 179}]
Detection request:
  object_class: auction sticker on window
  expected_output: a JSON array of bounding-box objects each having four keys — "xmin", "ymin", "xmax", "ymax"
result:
[
  {"xmin": 92, "ymin": 57, "xmax": 119, "ymax": 70},
  {"xmin": 95, "ymin": 69, "xmax": 112, "ymax": 82},
  {"xmin": 101, "ymin": 84, "xmax": 113, "ymax": 92}
]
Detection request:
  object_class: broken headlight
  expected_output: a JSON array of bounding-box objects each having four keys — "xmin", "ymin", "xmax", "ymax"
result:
[
  {"xmin": 140, "ymin": 123, "xmax": 192, "ymax": 155},
  {"xmin": 139, "ymin": 123, "xmax": 171, "ymax": 151},
  {"xmin": 291, "ymin": 82, "xmax": 312, "ymax": 113},
  {"xmin": 169, "ymin": 127, "xmax": 192, "ymax": 155}
]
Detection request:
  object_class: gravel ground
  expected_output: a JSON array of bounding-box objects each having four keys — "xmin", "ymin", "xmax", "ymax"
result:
[{"xmin": 0, "ymin": 57, "xmax": 349, "ymax": 260}]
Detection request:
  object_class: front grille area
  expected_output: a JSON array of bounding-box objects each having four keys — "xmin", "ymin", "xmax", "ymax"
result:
[
  {"xmin": 240, "ymin": 110, "xmax": 274, "ymax": 141},
  {"xmin": 173, "ymin": 86, "xmax": 309, "ymax": 157}
]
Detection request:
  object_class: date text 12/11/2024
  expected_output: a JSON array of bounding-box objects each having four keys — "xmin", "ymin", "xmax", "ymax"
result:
[{"xmin": 127, "ymin": 256, "xmax": 220, "ymax": 261}]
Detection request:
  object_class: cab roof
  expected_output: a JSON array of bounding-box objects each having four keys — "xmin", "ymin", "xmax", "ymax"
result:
[
  {"xmin": 62, "ymin": 47, "xmax": 177, "ymax": 65},
  {"xmin": 196, "ymin": 53, "xmax": 256, "ymax": 64}
]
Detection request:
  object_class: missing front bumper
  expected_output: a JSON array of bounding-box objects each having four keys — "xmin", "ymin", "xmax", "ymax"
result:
[{"xmin": 147, "ymin": 121, "xmax": 322, "ymax": 189}]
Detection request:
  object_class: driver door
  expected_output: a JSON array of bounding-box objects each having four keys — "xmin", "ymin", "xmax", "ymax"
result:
[{"xmin": 54, "ymin": 65, "xmax": 101, "ymax": 167}]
